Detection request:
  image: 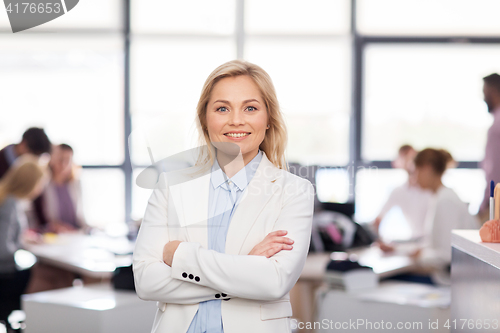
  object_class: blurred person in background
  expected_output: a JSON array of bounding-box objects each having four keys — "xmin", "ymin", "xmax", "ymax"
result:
[
  {"xmin": 478, "ymin": 73, "xmax": 500, "ymax": 223},
  {"xmin": 373, "ymin": 145, "xmax": 433, "ymax": 251},
  {"xmin": 409, "ymin": 148, "xmax": 478, "ymax": 285},
  {"xmin": 0, "ymin": 127, "xmax": 52, "ymax": 240},
  {"xmin": 35, "ymin": 144, "xmax": 87, "ymax": 234},
  {"xmin": 0, "ymin": 128, "xmax": 51, "ymax": 179},
  {"xmin": 0, "ymin": 156, "xmax": 45, "ymax": 329},
  {"xmin": 26, "ymin": 144, "xmax": 88, "ymax": 294}
]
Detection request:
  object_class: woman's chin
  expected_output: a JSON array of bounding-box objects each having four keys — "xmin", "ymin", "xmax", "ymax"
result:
[{"xmin": 213, "ymin": 141, "xmax": 241, "ymax": 152}]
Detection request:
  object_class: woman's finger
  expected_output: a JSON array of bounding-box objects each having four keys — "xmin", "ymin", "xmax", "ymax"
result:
[
  {"xmin": 266, "ymin": 230, "xmax": 287, "ymax": 239},
  {"xmin": 266, "ymin": 243, "xmax": 293, "ymax": 258},
  {"xmin": 249, "ymin": 232, "xmax": 292, "ymax": 256},
  {"xmin": 269, "ymin": 236, "xmax": 294, "ymax": 245}
]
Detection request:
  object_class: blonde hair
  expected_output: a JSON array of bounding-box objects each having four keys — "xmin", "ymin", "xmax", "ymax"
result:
[
  {"xmin": 194, "ymin": 59, "xmax": 288, "ymax": 172},
  {"xmin": 0, "ymin": 155, "xmax": 45, "ymax": 205}
]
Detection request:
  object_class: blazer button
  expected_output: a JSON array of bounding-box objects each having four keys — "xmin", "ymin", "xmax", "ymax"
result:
[
  {"xmin": 215, "ymin": 294, "xmax": 221, "ymax": 298},
  {"xmin": 182, "ymin": 272, "xmax": 188, "ymax": 278},
  {"xmin": 189, "ymin": 274, "xmax": 194, "ymax": 280},
  {"xmin": 195, "ymin": 276, "xmax": 200, "ymax": 282},
  {"xmin": 221, "ymin": 293, "xmax": 227, "ymax": 297}
]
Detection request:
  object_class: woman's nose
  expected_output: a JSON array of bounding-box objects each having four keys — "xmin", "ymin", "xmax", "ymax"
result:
[{"xmin": 229, "ymin": 110, "xmax": 245, "ymax": 125}]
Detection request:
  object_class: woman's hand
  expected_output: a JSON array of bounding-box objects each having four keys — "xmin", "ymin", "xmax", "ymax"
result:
[
  {"xmin": 376, "ymin": 240, "xmax": 395, "ymax": 253},
  {"xmin": 163, "ymin": 240, "xmax": 182, "ymax": 267},
  {"xmin": 248, "ymin": 230, "xmax": 294, "ymax": 258},
  {"xmin": 410, "ymin": 247, "xmax": 422, "ymax": 259},
  {"xmin": 372, "ymin": 216, "xmax": 382, "ymax": 233},
  {"xmin": 48, "ymin": 220, "xmax": 78, "ymax": 234}
]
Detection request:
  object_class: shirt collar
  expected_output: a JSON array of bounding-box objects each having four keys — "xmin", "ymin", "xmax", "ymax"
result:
[{"xmin": 211, "ymin": 149, "xmax": 263, "ymax": 192}]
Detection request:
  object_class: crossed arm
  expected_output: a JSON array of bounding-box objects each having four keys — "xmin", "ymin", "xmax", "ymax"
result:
[{"xmin": 133, "ymin": 176, "xmax": 314, "ymax": 304}]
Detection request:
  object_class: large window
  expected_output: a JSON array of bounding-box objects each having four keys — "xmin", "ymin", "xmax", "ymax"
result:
[
  {"xmin": 357, "ymin": 0, "xmax": 500, "ymax": 36},
  {"xmin": 2, "ymin": 1, "xmax": 497, "ymax": 226},
  {"xmin": 362, "ymin": 44, "xmax": 498, "ymax": 162},
  {"xmin": 0, "ymin": 1, "xmax": 124, "ymax": 228}
]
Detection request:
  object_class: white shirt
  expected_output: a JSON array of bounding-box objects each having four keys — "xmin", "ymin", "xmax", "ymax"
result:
[
  {"xmin": 418, "ymin": 186, "xmax": 479, "ymax": 284},
  {"xmin": 378, "ymin": 181, "xmax": 433, "ymax": 239}
]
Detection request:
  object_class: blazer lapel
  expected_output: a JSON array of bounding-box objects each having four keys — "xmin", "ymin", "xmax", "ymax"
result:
[
  {"xmin": 169, "ymin": 151, "xmax": 282, "ymax": 254},
  {"xmin": 225, "ymin": 152, "xmax": 282, "ymax": 255}
]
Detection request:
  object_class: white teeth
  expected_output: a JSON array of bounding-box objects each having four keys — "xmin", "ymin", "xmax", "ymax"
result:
[{"xmin": 225, "ymin": 133, "xmax": 249, "ymax": 138}]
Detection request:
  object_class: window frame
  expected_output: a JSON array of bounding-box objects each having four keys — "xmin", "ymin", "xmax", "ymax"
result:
[{"xmin": 4, "ymin": 0, "xmax": 497, "ymax": 223}]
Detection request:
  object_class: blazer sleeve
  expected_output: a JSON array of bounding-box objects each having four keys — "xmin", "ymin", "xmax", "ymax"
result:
[
  {"xmin": 133, "ymin": 173, "xmax": 224, "ymax": 305},
  {"xmin": 170, "ymin": 178, "xmax": 315, "ymax": 301}
]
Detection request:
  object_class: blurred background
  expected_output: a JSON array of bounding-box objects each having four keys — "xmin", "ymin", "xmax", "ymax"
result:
[
  {"xmin": 1, "ymin": 0, "xmax": 498, "ymax": 230},
  {"xmin": 1, "ymin": 1, "xmax": 500, "ymax": 332}
]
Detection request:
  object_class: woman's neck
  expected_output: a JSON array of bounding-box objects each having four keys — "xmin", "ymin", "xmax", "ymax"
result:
[
  {"xmin": 216, "ymin": 150, "xmax": 258, "ymax": 179},
  {"xmin": 429, "ymin": 178, "xmax": 443, "ymax": 193},
  {"xmin": 52, "ymin": 173, "xmax": 69, "ymax": 185}
]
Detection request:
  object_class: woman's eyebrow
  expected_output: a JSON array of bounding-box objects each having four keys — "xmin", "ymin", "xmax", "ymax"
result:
[
  {"xmin": 213, "ymin": 99, "xmax": 231, "ymax": 105},
  {"xmin": 212, "ymin": 99, "xmax": 261, "ymax": 105},
  {"xmin": 243, "ymin": 99, "xmax": 260, "ymax": 104}
]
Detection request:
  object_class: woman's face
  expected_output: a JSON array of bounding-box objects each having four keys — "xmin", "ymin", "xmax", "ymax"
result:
[
  {"xmin": 206, "ymin": 75, "xmax": 268, "ymax": 160},
  {"xmin": 49, "ymin": 147, "xmax": 73, "ymax": 179},
  {"xmin": 415, "ymin": 164, "xmax": 436, "ymax": 189}
]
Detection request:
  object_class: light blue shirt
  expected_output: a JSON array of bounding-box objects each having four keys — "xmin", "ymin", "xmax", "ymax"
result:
[{"xmin": 185, "ymin": 149, "xmax": 263, "ymax": 333}]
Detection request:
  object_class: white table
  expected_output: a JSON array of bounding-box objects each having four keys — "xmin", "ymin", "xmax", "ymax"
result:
[
  {"xmin": 24, "ymin": 233, "xmax": 134, "ymax": 279},
  {"xmin": 451, "ymin": 230, "xmax": 500, "ymax": 332},
  {"xmin": 22, "ymin": 284, "xmax": 156, "ymax": 333},
  {"xmin": 314, "ymin": 281, "xmax": 450, "ymax": 333},
  {"xmin": 292, "ymin": 246, "xmax": 417, "ymax": 333},
  {"xmin": 300, "ymin": 245, "xmax": 417, "ymax": 282}
]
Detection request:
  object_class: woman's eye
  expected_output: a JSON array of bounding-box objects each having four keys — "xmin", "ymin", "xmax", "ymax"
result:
[
  {"xmin": 217, "ymin": 106, "xmax": 228, "ymax": 112},
  {"xmin": 246, "ymin": 106, "xmax": 257, "ymax": 112}
]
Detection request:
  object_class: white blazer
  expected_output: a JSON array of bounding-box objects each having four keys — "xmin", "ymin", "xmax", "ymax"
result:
[{"xmin": 133, "ymin": 151, "xmax": 315, "ymax": 333}]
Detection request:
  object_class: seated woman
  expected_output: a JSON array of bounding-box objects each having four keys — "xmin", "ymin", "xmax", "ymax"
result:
[
  {"xmin": 40, "ymin": 143, "xmax": 87, "ymax": 233},
  {"xmin": 0, "ymin": 156, "xmax": 45, "ymax": 329},
  {"xmin": 25, "ymin": 144, "xmax": 88, "ymax": 293},
  {"xmin": 391, "ymin": 148, "xmax": 478, "ymax": 285},
  {"xmin": 373, "ymin": 145, "xmax": 433, "ymax": 252}
]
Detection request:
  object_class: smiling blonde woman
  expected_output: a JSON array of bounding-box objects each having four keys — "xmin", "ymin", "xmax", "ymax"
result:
[{"xmin": 133, "ymin": 60, "xmax": 315, "ymax": 333}]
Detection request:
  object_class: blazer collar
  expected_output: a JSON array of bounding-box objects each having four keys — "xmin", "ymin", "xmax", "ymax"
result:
[{"xmin": 168, "ymin": 150, "xmax": 283, "ymax": 254}]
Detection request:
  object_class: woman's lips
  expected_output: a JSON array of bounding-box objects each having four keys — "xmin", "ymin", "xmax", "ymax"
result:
[{"xmin": 224, "ymin": 132, "xmax": 250, "ymax": 141}]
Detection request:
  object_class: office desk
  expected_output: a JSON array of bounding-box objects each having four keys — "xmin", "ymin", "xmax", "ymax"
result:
[
  {"xmin": 291, "ymin": 246, "xmax": 417, "ymax": 333},
  {"xmin": 22, "ymin": 283, "xmax": 156, "ymax": 333},
  {"xmin": 300, "ymin": 245, "xmax": 417, "ymax": 282},
  {"xmin": 451, "ymin": 230, "xmax": 500, "ymax": 332},
  {"xmin": 24, "ymin": 233, "xmax": 134, "ymax": 279},
  {"xmin": 315, "ymin": 281, "xmax": 450, "ymax": 333}
]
